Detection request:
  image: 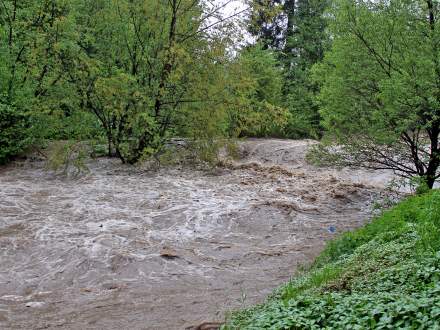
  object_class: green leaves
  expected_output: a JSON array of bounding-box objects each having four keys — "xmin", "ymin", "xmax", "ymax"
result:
[
  {"xmin": 69, "ymin": 0, "xmax": 253, "ymax": 163},
  {"xmin": 228, "ymin": 44, "xmax": 288, "ymax": 137},
  {"xmin": 0, "ymin": 0, "xmax": 84, "ymax": 160},
  {"xmin": 0, "ymin": 102, "xmax": 32, "ymax": 164},
  {"xmin": 314, "ymin": 0, "xmax": 440, "ymax": 187},
  {"xmin": 0, "ymin": 0, "xmax": 306, "ymax": 165},
  {"xmin": 247, "ymin": 0, "xmax": 329, "ymax": 139}
]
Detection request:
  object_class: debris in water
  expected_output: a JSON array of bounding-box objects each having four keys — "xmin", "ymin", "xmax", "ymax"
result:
[
  {"xmin": 160, "ymin": 247, "xmax": 180, "ymax": 259},
  {"xmin": 25, "ymin": 302, "xmax": 46, "ymax": 308}
]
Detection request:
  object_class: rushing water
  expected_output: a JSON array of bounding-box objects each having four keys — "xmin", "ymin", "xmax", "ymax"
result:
[{"xmin": 0, "ymin": 139, "xmax": 394, "ymax": 329}]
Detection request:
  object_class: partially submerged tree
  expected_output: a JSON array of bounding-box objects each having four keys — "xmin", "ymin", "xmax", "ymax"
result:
[
  {"xmin": 67, "ymin": 0, "xmax": 251, "ymax": 164},
  {"xmin": 314, "ymin": 0, "xmax": 440, "ymax": 188}
]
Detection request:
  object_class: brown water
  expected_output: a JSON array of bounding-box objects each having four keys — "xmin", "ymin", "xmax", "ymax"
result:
[{"xmin": 0, "ymin": 139, "xmax": 394, "ymax": 329}]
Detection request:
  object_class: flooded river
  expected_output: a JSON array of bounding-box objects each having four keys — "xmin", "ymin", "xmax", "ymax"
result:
[{"xmin": 0, "ymin": 139, "xmax": 394, "ymax": 329}]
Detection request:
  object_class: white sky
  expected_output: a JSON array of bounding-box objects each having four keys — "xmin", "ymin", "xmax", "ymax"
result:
[
  {"xmin": 204, "ymin": 0, "xmax": 249, "ymax": 21},
  {"xmin": 208, "ymin": 0, "xmax": 252, "ymax": 43},
  {"xmin": 223, "ymin": 0, "xmax": 247, "ymax": 15}
]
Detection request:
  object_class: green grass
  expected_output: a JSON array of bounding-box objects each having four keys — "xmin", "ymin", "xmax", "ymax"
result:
[{"xmin": 224, "ymin": 190, "xmax": 440, "ymax": 329}]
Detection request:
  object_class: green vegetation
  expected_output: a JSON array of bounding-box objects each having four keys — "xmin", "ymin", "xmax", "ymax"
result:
[
  {"xmin": 0, "ymin": 0, "xmax": 287, "ymax": 166},
  {"xmin": 0, "ymin": 103, "xmax": 31, "ymax": 164},
  {"xmin": 248, "ymin": 0, "xmax": 329, "ymax": 138},
  {"xmin": 2, "ymin": 1, "xmax": 440, "ymax": 327},
  {"xmin": 247, "ymin": 0, "xmax": 440, "ymax": 187},
  {"xmin": 1, "ymin": 0, "xmax": 439, "ymax": 187},
  {"xmin": 225, "ymin": 190, "xmax": 440, "ymax": 329},
  {"xmin": 314, "ymin": 0, "xmax": 440, "ymax": 188}
]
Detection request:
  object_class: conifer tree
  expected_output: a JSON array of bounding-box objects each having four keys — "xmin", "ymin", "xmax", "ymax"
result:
[
  {"xmin": 283, "ymin": 0, "xmax": 329, "ymax": 138},
  {"xmin": 247, "ymin": 0, "xmax": 329, "ymax": 138}
]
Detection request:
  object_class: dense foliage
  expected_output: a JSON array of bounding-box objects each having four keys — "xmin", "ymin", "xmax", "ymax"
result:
[
  {"xmin": 315, "ymin": 0, "xmax": 440, "ymax": 188},
  {"xmin": 225, "ymin": 190, "xmax": 440, "ymax": 329},
  {"xmin": 283, "ymin": 0, "xmax": 328, "ymax": 138},
  {"xmin": 0, "ymin": 0, "xmax": 77, "ymax": 162},
  {"xmin": 2, "ymin": 1, "xmax": 440, "ymax": 326},
  {"xmin": 0, "ymin": 0, "xmax": 286, "ymax": 165},
  {"xmin": 248, "ymin": 0, "xmax": 329, "ymax": 138},
  {"xmin": 1, "ymin": 0, "xmax": 439, "ymax": 187},
  {"xmin": 0, "ymin": 103, "xmax": 30, "ymax": 164}
]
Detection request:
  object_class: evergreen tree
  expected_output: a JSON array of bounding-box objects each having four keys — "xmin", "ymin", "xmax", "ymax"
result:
[
  {"xmin": 247, "ymin": 0, "xmax": 285, "ymax": 49},
  {"xmin": 283, "ymin": 0, "xmax": 329, "ymax": 138},
  {"xmin": 247, "ymin": 0, "xmax": 329, "ymax": 138}
]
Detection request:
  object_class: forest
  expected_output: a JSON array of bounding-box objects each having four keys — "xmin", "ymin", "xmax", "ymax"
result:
[
  {"xmin": 1, "ymin": 0, "xmax": 440, "ymax": 329},
  {"xmin": 1, "ymin": 0, "xmax": 439, "ymax": 187}
]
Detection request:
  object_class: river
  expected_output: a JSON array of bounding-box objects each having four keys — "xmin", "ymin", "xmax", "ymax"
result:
[{"xmin": 0, "ymin": 139, "xmax": 395, "ymax": 329}]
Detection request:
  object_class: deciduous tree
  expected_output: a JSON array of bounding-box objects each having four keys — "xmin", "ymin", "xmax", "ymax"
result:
[{"xmin": 315, "ymin": 0, "xmax": 440, "ymax": 189}]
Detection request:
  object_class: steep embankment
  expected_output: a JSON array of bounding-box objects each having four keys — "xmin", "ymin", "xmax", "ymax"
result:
[
  {"xmin": 0, "ymin": 139, "xmax": 394, "ymax": 329},
  {"xmin": 225, "ymin": 190, "xmax": 440, "ymax": 329}
]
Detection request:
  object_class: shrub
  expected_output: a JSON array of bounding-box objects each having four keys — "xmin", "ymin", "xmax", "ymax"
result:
[{"xmin": 0, "ymin": 103, "xmax": 32, "ymax": 164}]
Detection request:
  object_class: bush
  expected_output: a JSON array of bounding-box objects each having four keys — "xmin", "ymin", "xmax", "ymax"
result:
[
  {"xmin": 0, "ymin": 103, "xmax": 32, "ymax": 164},
  {"xmin": 46, "ymin": 141, "xmax": 90, "ymax": 176}
]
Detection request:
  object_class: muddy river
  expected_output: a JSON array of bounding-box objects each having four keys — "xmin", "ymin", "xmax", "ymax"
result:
[{"xmin": 0, "ymin": 139, "xmax": 395, "ymax": 329}]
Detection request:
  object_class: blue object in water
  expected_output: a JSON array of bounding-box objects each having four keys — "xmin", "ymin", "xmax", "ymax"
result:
[{"xmin": 328, "ymin": 226, "xmax": 336, "ymax": 233}]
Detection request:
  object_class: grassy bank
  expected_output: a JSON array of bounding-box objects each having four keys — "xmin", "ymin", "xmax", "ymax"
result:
[{"xmin": 225, "ymin": 191, "xmax": 440, "ymax": 329}]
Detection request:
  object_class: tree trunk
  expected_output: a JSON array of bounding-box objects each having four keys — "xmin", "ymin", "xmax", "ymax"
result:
[
  {"xmin": 426, "ymin": 175, "xmax": 436, "ymax": 189},
  {"xmin": 426, "ymin": 126, "xmax": 440, "ymax": 189},
  {"xmin": 426, "ymin": 0, "xmax": 440, "ymax": 189},
  {"xmin": 284, "ymin": 0, "xmax": 296, "ymax": 56},
  {"xmin": 107, "ymin": 133, "xmax": 113, "ymax": 158}
]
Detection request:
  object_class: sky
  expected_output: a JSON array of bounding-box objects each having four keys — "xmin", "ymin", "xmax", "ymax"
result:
[
  {"xmin": 223, "ymin": 0, "xmax": 248, "ymax": 16},
  {"xmin": 204, "ymin": 0, "xmax": 249, "ymax": 23},
  {"xmin": 206, "ymin": 0, "xmax": 252, "ymax": 45}
]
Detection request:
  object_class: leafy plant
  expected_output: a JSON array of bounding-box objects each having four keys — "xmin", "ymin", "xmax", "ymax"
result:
[
  {"xmin": 0, "ymin": 103, "xmax": 32, "ymax": 164},
  {"xmin": 314, "ymin": 0, "xmax": 440, "ymax": 188},
  {"xmin": 46, "ymin": 141, "xmax": 89, "ymax": 177}
]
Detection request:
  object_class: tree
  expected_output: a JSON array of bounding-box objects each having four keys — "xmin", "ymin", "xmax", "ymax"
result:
[
  {"xmin": 247, "ymin": 0, "xmax": 329, "ymax": 138},
  {"xmin": 314, "ymin": 0, "xmax": 440, "ymax": 189},
  {"xmin": 68, "ymin": 0, "xmax": 247, "ymax": 164},
  {"xmin": 0, "ymin": 0, "xmax": 293, "ymax": 166},
  {"xmin": 283, "ymin": 0, "xmax": 329, "ymax": 138},
  {"xmin": 227, "ymin": 44, "xmax": 288, "ymax": 137},
  {"xmin": 0, "ymin": 0, "xmax": 77, "ymax": 162},
  {"xmin": 247, "ymin": 0, "xmax": 286, "ymax": 49}
]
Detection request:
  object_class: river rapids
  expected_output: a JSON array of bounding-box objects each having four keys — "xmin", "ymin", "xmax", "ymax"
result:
[{"xmin": 0, "ymin": 139, "xmax": 395, "ymax": 329}]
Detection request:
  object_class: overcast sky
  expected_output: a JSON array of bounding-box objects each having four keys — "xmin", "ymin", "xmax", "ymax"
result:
[
  {"xmin": 223, "ymin": 0, "xmax": 247, "ymax": 15},
  {"xmin": 203, "ymin": 0, "xmax": 253, "ymax": 47},
  {"xmin": 203, "ymin": 0, "xmax": 248, "ymax": 21}
]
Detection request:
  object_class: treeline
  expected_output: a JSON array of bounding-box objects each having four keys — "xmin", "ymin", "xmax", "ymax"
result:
[
  {"xmin": 249, "ymin": 0, "xmax": 440, "ymax": 189},
  {"xmin": 1, "ymin": 0, "xmax": 440, "ymax": 188},
  {"xmin": 0, "ymin": 0, "xmax": 288, "ymax": 165}
]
